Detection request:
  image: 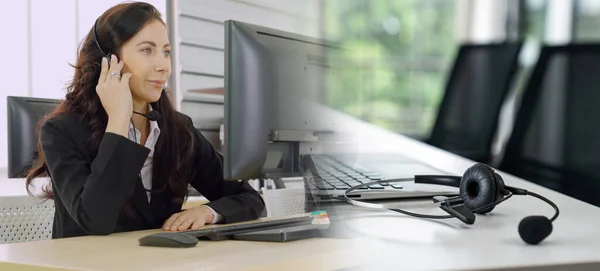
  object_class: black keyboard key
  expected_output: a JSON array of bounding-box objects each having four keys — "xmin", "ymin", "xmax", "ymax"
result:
[
  {"xmin": 333, "ymin": 184, "xmax": 350, "ymax": 189},
  {"xmin": 321, "ymin": 177, "xmax": 339, "ymax": 181},
  {"xmin": 339, "ymin": 177, "xmax": 356, "ymax": 183},
  {"xmin": 391, "ymin": 184, "xmax": 403, "ymax": 189},
  {"xmin": 317, "ymin": 184, "xmax": 335, "ymax": 190}
]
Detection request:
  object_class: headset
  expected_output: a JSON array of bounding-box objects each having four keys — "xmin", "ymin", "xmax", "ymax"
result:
[
  {"xmin": 343, "ymin": 163, "xmax": 559, "ymax": 245},
  {"xmin": 92, "ymin": 18, "xmax": 161, "ymax": 122}
]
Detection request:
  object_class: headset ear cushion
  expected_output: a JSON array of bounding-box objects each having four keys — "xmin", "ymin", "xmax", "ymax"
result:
[
  {"xmin": 460, "ymin": 163, "xmax": 497, "ymax": 214},
  {"xmin": 494, "ymin": 172, "xmax": 507, "ymax": 197}
]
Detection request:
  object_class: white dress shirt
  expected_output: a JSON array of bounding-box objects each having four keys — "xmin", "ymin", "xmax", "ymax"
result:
[{"xmin": 127, "ymin": 108, "xmax": 222, "ymax": 224}]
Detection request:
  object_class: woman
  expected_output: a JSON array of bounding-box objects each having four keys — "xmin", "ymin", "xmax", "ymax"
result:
[{"xmin": 25, "ymin": 2, "xmax": 264, "ymax": 239}]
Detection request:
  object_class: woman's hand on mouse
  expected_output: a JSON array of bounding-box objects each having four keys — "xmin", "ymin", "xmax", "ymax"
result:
[{"xmin": 162, "ymin": 205, "xmax": 215, "ymax": 232}]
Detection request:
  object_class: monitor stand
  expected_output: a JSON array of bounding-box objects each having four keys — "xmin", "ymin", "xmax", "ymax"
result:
[
  {"xmin": 257, "ymin": 178, "xmax": 287, "ymax": 189},
  {"xmin": 258, "ymin": 129, "xmax": 356, "ymax": 190}
]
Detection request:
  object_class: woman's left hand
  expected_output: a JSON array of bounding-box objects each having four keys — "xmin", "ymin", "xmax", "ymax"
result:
[{"xmin": 162, "ymin": 206, "xmax": 215, "ymax": 231}]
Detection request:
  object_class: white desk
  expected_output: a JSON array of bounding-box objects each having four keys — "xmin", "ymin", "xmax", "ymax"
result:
[{"xmin": 1, "ymin": 114, "xmax": 600, "ymax": 270}]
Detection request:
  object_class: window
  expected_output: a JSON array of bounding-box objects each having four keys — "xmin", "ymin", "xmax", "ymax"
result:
[
  {"xmin": 574, "ymin": 0, "xmax": 600, "ymax": 41},
  {"xmin": 523, "ymin": 0, "xmax": 549, "ymax": 41},
  {"xmin": 322, "ymin": 0, "xmax": 458, "ymax": 136}
]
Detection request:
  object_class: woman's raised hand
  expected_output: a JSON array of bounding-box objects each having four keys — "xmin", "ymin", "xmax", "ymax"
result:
[{"xmin": 96, "ymin": 54, "xmax": 133, "ymax": 121}]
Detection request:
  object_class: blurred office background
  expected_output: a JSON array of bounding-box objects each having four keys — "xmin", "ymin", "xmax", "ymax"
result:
[{"xmin": 3, "ymin": 0, "xmax": 600, "ymax": 205}]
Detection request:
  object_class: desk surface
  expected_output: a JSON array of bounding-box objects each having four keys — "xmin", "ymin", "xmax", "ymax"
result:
[
  {"xmin": 2, "ymin": 114, "xmax": 600, "ymax": 270},
  {"xmin": 0, "ymin": 229, "xmax": 363, "ymax": 271}
]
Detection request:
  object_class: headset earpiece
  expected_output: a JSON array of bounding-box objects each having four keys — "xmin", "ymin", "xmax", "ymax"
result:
[
  {"xmin": 459, "ymin": 163, "xmax": 499, "ymax": 214},
  {"xmin": 494, "ymin": 172, "xmax": 509, "ymax": 196}
]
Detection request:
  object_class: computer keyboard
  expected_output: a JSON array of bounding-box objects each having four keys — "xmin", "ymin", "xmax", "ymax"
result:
[
  {"xmin": 302, "ymin": 155, "xmax": 403, "ymax": 191},
  {"xmin": 182, "ymin": 215, "xmax": 313, "ymax": 236}
]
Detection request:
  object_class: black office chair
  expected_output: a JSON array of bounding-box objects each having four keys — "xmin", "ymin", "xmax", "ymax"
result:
[
  {"xmin": 499, "ymin": 43, "xmax": 600, "ymax": 207},
  {"xmin": 426, "ymin": 42, "xmax": 523, "ymax": 164},
  {"xmin": 7, "ymin": 96, "xmax": 61, "ymax": 178}
]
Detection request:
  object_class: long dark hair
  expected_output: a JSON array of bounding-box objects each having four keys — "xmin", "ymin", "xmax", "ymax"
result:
[{"xmin": 25, "ymin": 2, "xmax": 195, "ymax": 210}]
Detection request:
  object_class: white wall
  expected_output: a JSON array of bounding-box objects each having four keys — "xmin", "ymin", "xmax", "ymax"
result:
[
  {"xmin": 0, "ymin": 0, "xmax": 166, "ymax": 170},
  {"xmin": 174, "ymin": 0, "xmax": 322, "ymax": 104},
  {"xmin": 173, "ymin": 0, "xmax": 322, "ymax": 149}
]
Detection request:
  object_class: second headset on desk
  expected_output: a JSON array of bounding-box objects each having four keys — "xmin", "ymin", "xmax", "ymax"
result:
[{"xmin": 342, "ymin": 163, "xmax": 560, "ymax": 245}]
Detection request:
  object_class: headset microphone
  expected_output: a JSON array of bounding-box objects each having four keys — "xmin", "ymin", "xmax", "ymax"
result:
[
  {"xmin": 133, "ymin": 110, "xmax": 161, "ymax": 121},
  {"xmin": 516, "ymin": 190, "xmax": 559, "ymax": 245},
  {"xmin": 519, "ymin": 216, "xmax": 552, "ymax": 245}
]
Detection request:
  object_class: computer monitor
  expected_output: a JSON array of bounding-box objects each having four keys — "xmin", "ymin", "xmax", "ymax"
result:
[
  {"xmin": 7, "ymin": 96, "xmax": 60, "ymax": 178},
  {"xmin": 223, "ymin": 20, "xmax": 352, "ymax": 181}
]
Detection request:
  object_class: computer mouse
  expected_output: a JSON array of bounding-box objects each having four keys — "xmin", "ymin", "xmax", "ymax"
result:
[{"xmin": 138, "ymin": 232, "xmax": 199, "ymax": 248}]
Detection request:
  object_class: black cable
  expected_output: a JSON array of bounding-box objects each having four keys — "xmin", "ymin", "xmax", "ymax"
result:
[
  {"xmin": 526, "ymin": 191, "xmax": 560, "ymax": 222},
  {"xmin": 130, "ymin": 118, "xmax": 136, "ymax": 143},
  {"xmin": 389, "ymin": 208, "xmax": 454, "ymax": 219},
  {"xmin": 471, "ymin": 192, "xmax": 513, "ymax": 213},
  {"xmin": 388, "ymin": 192, "xmax": 512, "ymax": 220},
  {"xmin": 130, "ymin": 118, "xmax": 147, "ymax": 192}
]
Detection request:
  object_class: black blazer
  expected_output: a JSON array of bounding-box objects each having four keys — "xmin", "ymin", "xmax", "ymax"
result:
[{"xmin": 39, "ymin": 111, "xmax": 265, "ymax": 239}]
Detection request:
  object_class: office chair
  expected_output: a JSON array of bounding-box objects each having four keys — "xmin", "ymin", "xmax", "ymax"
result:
[
  {"xmin": 426, "ymin": 42, "xmax": 523, "ymax": 164},
  {"xmin": 7, "ymin": 96, "xmax": 61, "ymax": 178},
  {"xmin": 499, "ymin": 43, "xmax": 600, "ymax": 207},
  {"xmin": 0, "ymin": 196, "xmax": 55, "ymax": 244}
]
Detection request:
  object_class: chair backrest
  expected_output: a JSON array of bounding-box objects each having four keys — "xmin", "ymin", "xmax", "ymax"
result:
[
  {"xmin": 0, "ymin": 196, "xmax": 55, "ymax": 244},
  {"xmin": 261, "ymin": 187, "xmax": 306, "ymax": 217},
  {"xmin": 7, "ymin": 96, "xmax": 61, "ymax": 178},
  {"xmin": 499, "ymin": 44, "xmax": 600, "ymax": 207},
  {"xmin": 427, "ymin": 42, "xmax": 523, "ymax": 163}
]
